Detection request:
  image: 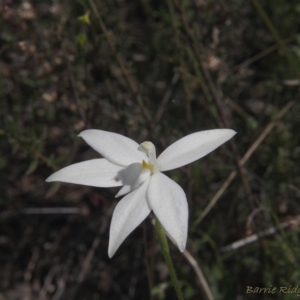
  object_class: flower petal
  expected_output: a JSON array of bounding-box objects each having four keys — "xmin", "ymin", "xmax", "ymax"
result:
[
  {"xmin": 79, "ymin": 129, "xmax": 147, "ymax": 167},
  {"xmin": 46, "ymin": 159, "xmax": 123, "ymax": 187},
  {"xmin": 115, "ymin": 163, "xmax": 151, "ymax": 197},
  {"xmin": 115, "ymin": 173, "xmax": 151, "ymax": 197},
  {"xmin": 108, "ymin": 178, "xmax": 151, "ymax": 257},
  {"xmin": 116, "ymin": 163, "xmax": 143, "ymax": 185},
  {"xmin": 147, "ymin": 172, "xmax": 188, "ymax": 252},
  {"xmin": 157, "ymin": 129, "xmax": 236, "ymax": 171}
]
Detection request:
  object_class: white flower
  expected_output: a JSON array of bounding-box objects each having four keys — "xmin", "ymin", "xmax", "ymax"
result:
[{"xmin": 46, "ymin": 129, "xmax": 236, "ymax": 257}]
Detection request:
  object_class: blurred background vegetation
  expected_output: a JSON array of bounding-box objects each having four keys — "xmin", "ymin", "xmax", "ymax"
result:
[{"xmin": 1, "ymin": 0, "xmax": 300, "ymax": 299}]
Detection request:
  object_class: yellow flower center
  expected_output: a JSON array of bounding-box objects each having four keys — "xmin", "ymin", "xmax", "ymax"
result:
[{"xmin": 142, "ymin": 160, "xmax": 155, "ymax": 173}]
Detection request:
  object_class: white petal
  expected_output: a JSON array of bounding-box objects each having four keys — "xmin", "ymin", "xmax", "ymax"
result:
[
  {"xmin": 157, "ymin": 129, "xmax": 236, "ymax": 171},
  {"xmin": 115, "ymin": 185, "xmax": 132, "ymax": 197},
  {"xmin": 46, "ymin": 159, "xmax": 123, "ymax": 187},
  {"xmin": 147, "ymin": 172, "xmax": 188, "ymax": 252},
  {"xmin": 115, "ymin": 170, "xmax": 150, "ymax": 197},
  {"xmin": 79, "ymin": 129, "xmax": 147, "ymax": 167},
  {"xmin": 115, "ymin": 163, "xmax": 150, "ymax": 197},
  {"xmin": 108, "ymin": 178, "xmax": 151, "ymax": 257},
  {"xmin": 116, "ymin": 163, "xmax": 143, "ymax": 185}
]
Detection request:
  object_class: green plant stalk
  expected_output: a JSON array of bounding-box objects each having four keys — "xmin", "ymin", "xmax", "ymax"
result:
[
  {"xmin": 251, "ymin": 0, "xmax": 300, "ymax": 79},
  {"xmin": 155, "ymin": 218, "xmax": 185, "ymax": 300}
]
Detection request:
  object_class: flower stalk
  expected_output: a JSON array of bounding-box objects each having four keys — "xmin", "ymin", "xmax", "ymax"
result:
[{"xmin": 155, "ymin": 218, "xmax": 184, "ymax": 300}]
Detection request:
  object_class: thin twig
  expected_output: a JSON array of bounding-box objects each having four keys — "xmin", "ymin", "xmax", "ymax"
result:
[
  {"xmin": 24, "ymin": 246, "xmax": 40, "ymax": 283},
  {"xmin": 22, "ymin": 207, "xmax": 81, "ymax": 214},
  {"xmin": 194, "ymin": 101, "xmax": 294, "ymax": 225},
  {"xmin": 154, "ymin": 72, "xmax": 180, "ymax": 123},
  {"xmin": 77, "ymin": 236, "xmax": 101, "ymax": 283},
  {"xmin": 69, "ymin": 218, "xmax": 109, "ymax": 299},
  {"xmin": 184, "ymin": 47, "xmax": 221, "ymax": 126},
  {"xmin": 224, "ymin": 97, "xmax": 257, "ymax": 127},
  {"xmin": 230, "ymin": 36, "xmax": 296, "ymax": 73},
  {"xmin": 52, "ymin": 254, "xmax": 73, "ymax": 300},
  {"xmin": 221, "ymin": 215, "xmax": 300, "ymax": 252},
  {"xmin": 39, "ymin": 266, "xmax": 59, "ymax": 299},
  {"xmin": 182, "ymin": 250, "xmax": 214, "ymax": 300},
  {"xmin": 32, "ymin": 150, "xmax": 58, "ymax": 169}
]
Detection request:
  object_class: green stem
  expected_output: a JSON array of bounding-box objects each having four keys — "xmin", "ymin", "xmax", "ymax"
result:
[{"xmin": 155, "ymin": 218, "xmax": 184, "ymax": 300}]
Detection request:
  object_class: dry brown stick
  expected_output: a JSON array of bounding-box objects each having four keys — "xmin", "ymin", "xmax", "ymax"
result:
[
  {"xmin": 185, "ymin": 48, "xmax": 222, "ymax": 127},
  {"xmin": 173, "ymin": 0, "xmax": 253, "ymax": 206},
  {"xmin": 183, "ymin": 250, "xmax": 215, "ymax": 300},
  {"xmin": 77, "ymin": 235, "xmax": 101, "ymax": 283},
  {"xmin": 23, "ymin": 246, "xmax": 40, "ymax": 283},
  {"xmin": 33, "ymin": 150, "xmax": 58, "ymax": 169},
  {"xmin": 52, "ymin": 255, "xmax": 72, "ymax": 300},
  {"xmin": 154, "ymin": 72, "xmax": 180, "ymax": 123},
  {"xmin": 39, "ymin": 265, "xmax": 59, "ymax": 299},
  {"xmin": 69, "ymin": 218, "xmax": 109, "ymax": 299},
  {"xmin": 88, "ymin": 0, "xmax": 151, "ymax": 122},
  {"xmin": 221, "ymin": 214, "xmax": 300, "ymax": 252},
  {"xmin": 224, "ymin": 97, "xmax": 256, "ymax": 124},
  {"xmin": 22, "ymin": 207, "xmax": 81, "ymax": 214},
  {"xmin": 230, "ymin": 36, "xmax": 296, "ymax": 73},
  {"xmin": 194, "ymin": 101, "xmax": 294, "ymax": 225},
  {"xmin": 289, "ymin": 184, "xmax": 300, "ymax": 195}
]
